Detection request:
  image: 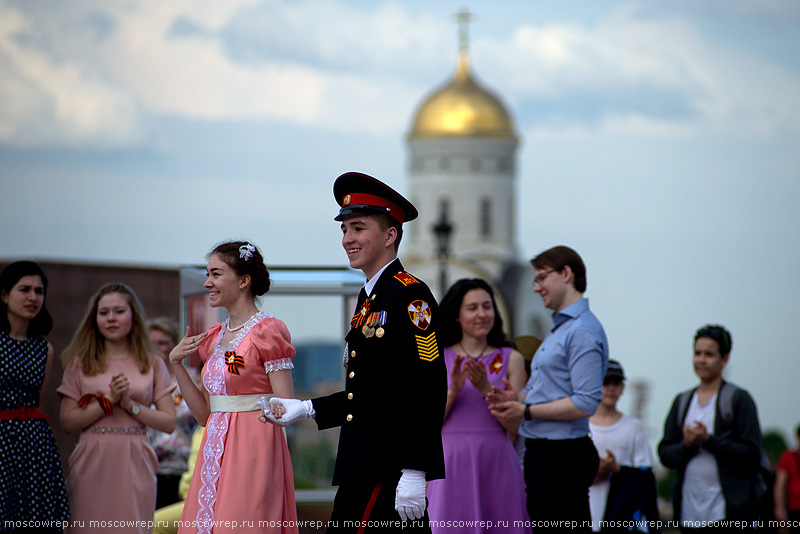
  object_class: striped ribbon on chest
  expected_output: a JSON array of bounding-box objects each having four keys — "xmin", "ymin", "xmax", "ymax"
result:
[{"xmin": 350, "ymin": 296, "xmax": 371, "ymax": 330}]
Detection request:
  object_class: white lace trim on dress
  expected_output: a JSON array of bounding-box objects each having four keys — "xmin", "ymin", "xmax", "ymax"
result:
[
  {"xmin": 196, "ymin": 311, "xmax": 273, "ymax": 534},
  {"xmin": 263, "ymin": 357, "xmax": 294, "ymax": 373}
]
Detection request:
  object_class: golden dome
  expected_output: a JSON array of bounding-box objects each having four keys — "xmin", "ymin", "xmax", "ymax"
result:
[{"xmin": 408, "ymin": 50, "xmax": 517, "ymax": 140}]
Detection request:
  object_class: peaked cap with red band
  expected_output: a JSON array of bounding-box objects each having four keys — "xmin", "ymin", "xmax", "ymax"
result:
[{"xmin": 333, "ymin": 172, "xmax": 418, "ymax": 224}]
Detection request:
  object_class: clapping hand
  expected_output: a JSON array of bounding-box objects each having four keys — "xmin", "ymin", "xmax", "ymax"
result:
[
  {"xmin": 683, "ymin": 420, "xmax": 709, "ymax": 447},
  {"xmin": 486, "ymin": 378, "xmax": 524, "ymax": 432},
  {"xmin": 485, "ymin": 377, "xmax": 518, "ymax": 404},
  {"xmin": 449, "ymin": 354, "xmax": 466, "ymax": 395},
  {"xmin": 463, "ymin": 358, "xmax": 491, "ymax": 396},
  {"xmin": 107, "ymin": 373, "xmax": 129, "ymax": 404}
]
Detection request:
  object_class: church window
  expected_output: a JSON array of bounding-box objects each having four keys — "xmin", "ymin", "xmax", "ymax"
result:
[
  {"xmin": 439, "ymin": 198, "xmax": 450, "ymax": 222},
  {"xmin": 480, "ymin": 197, "xmax": 491, "ymax": 239}
]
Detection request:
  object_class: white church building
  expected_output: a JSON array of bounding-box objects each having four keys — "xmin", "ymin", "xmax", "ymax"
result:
[{"xmin": 401, "ymin": 11, "xmax": 551, "ymax": 340}]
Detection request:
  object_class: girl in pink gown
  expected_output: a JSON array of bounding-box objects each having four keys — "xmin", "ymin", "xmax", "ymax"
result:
[
  {"xmin": 426, "ymin": 278, "xmax": 529, "ymax": 533},
  {"xmin": 170, "ymin": 242, "xmax": 298, "ymax": 534},
  {"xmin": 58, "ymin": 283, "xmax": 177, "ymax": 534}
]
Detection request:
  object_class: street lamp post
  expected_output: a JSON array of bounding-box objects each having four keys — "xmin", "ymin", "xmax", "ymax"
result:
[{"xmin": 432, "ymin": 204, "xmax": 454, "ymax": 297}]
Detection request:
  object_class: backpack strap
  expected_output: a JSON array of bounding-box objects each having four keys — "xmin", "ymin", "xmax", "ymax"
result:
[
  {"xmin": 677, "ymin": 388, "xmax": 695, "ymax": 426},
  {"xmin": 717, "ymin": 383, "xmax": 770, "ymax": 477},
  {"xmin": 679, "ymin": 382, "xmax": 736, "ymax": 427},
  {"xmin": 717, "ymin": 381, "xmax": 736, "ymax": 424}
]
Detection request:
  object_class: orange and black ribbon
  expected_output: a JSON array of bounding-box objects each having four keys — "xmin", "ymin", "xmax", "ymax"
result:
[
  {"xmin": 350, "ymin": 299, "xmax": 371, "ymax": 330},
  {"xmin": 489, "ymin": 353, "xmax": 504, "ymax": 374},
  {"xmin": 225, "ymin": 351, "xmax": 245, "ymax": 375},
  {"xmin": 78, "ymin": 394, "xmax": 113, "ymax": 416}
]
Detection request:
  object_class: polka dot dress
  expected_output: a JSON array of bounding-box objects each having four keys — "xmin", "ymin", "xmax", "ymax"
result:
[{"xmin": 0, "ymin": 331, "xmax": 70, "ymax": 528}]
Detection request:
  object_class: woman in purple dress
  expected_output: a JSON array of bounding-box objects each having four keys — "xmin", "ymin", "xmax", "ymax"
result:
[{"xmin": 427, "ymin": 278, "xmax": 529, "ymax": 533}]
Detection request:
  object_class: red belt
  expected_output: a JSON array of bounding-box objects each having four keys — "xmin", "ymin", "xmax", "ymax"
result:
[{"xmin": 0, "ymin": 407, "xmax": 50, "ymax": 421}]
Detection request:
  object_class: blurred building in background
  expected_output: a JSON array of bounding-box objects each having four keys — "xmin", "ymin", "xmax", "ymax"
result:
[{"xmin": 402, "ymin": 10, "xmax": 550, "ymax": 339}]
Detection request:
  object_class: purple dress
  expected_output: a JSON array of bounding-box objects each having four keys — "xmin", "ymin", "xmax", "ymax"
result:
[{"xmin": 427, "ymin": 346, "xmax": 529, "ymax": 533}]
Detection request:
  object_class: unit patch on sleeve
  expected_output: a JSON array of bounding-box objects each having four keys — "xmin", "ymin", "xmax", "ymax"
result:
[
  {"xmin": 394, "ymin": 272, "xmax": 419, "ymax": 286},
  {"xmin": 415, "ymin": 332, "xmax": 440, "ymax": 362},
  {"xmin": 407, "ymin": 300, "xmax": 431, "ymax": 330}
]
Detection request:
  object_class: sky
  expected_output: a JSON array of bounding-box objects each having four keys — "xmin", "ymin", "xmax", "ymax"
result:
[{"xmin": 1, "ymin": 0, "xmax": 799, "ymax": 451}]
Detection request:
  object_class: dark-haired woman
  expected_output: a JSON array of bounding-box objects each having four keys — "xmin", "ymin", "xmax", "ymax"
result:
[
  {"xmin": 171, "ymin": 242, "xmax": 298, "ymax": 534},
  {"xmin": 58, "ymin": 283, "xmax": 176, "ymax": 534},
  {"xmin": 0, "ymin": 261, "xmax": 70, "ymax": 531},
  {"xmin": 426, "ymin": 278, "xmax": 529, "ymax": 533}
]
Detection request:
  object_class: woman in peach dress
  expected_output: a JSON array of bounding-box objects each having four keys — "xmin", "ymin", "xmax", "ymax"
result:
[
  {"xmin": 58, "ymin": 283, "xmax": 176, "ymax": 534},
  {"xmin": 171, "ymin": 242, "xmax": 298, "ymax": 534}
]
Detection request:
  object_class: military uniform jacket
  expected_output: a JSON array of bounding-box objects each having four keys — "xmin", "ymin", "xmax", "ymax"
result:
[{"xmin": 312, "ymin": 259, "xmax": 447, "ymax": 486}]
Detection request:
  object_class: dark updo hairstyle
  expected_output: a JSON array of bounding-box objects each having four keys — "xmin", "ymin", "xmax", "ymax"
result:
[
  {"xmin": 0, "ymin": 261, "xmax": 53, "ymax": 337},
  {"xmin": 694, "ymin": 324, "xmax": 733, "ymax": 356},
  {"xmin": 208, "ymin": 241, "xmax": 271, "ymax": 297},
  {"xmin": 439, "ymin": 278, "xmax": 513, "ymax": 349}
]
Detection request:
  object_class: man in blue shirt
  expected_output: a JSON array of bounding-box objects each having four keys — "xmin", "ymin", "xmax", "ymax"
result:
[{"xmin": 490, "ymin": 246, "xmax": 608, "ymax": 531}]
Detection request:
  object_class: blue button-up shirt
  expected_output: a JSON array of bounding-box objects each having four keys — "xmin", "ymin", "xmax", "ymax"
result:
[{"xmin": 519, "ymin": 298, "xmax": 608, "ymax": 440}]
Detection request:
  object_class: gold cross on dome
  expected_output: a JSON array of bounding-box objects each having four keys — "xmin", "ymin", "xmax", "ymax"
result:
[{"xmin": 455, "ymin": 8, "xmax": 473, "ymax": 52}]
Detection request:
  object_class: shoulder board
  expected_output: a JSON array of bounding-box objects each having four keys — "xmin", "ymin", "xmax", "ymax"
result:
[{"xmin": 394, "ymin": 272, "xmax": 419, "ymax": 286}]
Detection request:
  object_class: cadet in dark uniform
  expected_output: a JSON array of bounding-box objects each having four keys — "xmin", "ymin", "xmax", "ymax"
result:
[{"xmin": 264, "ymin": 172, "xmax": 447, "ymax": 532}]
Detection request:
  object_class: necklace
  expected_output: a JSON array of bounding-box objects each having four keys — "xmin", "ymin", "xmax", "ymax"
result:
[
  {"xmin": 226, "ymin": 312, "xmax": 258, "ymax": 332},
  {"xmin": 460, "ymin": 341, "xmax": 488, "ymax": 359}
]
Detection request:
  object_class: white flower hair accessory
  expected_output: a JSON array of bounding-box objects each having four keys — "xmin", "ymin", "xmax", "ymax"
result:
[{"xmin": 239, "ymin": 243, "xmax": 256, "ymax": 261}]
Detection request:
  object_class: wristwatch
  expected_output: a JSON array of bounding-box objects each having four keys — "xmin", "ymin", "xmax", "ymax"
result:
[
  {"xmin": 131, "ymin": 403, "xmax": 140, "ymax": 416},
  {"xmin": 524, "ymin": 404, "xmax": 532, "ymax": 421}
]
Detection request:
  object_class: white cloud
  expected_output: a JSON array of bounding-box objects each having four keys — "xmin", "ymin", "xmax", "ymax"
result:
[
  {"xmin": 480, "ymin": 6, "xmax": 800, "ymax": 137},
  {"xmin": 672, "ymin": 0, "xmax": 800, "ymax": 19},
  {"xmin": 0, "ymin": 0, "xmax": 798, "ymax": 148},
  {"xmin": 0, "ymin": 3, "xmax": 146, "ymax": 147}
]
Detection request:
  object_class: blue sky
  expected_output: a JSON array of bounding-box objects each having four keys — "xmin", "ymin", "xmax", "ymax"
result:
[{"xmin": 2, "ymin": 0, "xmax": 799, "ymax": 448}]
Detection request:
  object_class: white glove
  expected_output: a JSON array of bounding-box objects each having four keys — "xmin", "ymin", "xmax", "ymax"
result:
[
  {"xmin": 258, "ymin": 397, "xmax": 315, "ymax": 426},
  {"xmin": 395, "ymin": 468, "xmax": 427, "ymax": 521}
]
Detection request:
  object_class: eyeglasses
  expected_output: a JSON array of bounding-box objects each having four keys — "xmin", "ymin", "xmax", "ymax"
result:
[{"xmin": 533, "ymin": 269, "xmax": 557, "ymax": 286}]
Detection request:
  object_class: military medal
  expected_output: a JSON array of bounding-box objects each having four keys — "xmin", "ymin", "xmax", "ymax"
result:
[
  {"xmin": 374, "ymin": 311, "xmax": 387, "ymax": 338},
  {"xmin": 363, "ymin": 311, "xmax": 381, "ymax": 338},
  {"xmin": 362, "ymin": 324, "xmax": 374, "ymax": 338}
]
